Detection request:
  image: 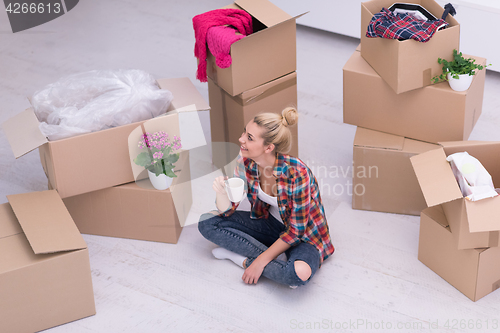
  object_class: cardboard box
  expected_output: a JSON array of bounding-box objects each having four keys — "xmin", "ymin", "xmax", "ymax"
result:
[
  {"xmin": 0, "ymin": 190, "xmax": 95, "ymax": 332},
  {"xmin": 411, "ymin": 141, "xmax": 500, "ymax": 250},
  {"xmin": 419, "ymin": 205, "xmax": 500, "ymax": 301},
  {"xmin": 352, "ymin": 127, "xmax": 438, "ymax": 215},
  {"xmin": 208, "ymin": 71, "xmax": 298, "ymax": 164},
  {"xmin": 360, "ymin": 0, "xmax": 460, "ymax": 94},
  {"xmin": 3, "ymin": 78, "xmax": 210, "ymax": 198},
  {"xmin": 204, "ymin": 0, "xmax": 304, "ymax": 96},
  {"xmin": 57, "ymin": 151, "xmax": 192, "ymax": 244},
  {"xmin": 343, "ymin": 49, "xmax": 486, "ymax": 143}
]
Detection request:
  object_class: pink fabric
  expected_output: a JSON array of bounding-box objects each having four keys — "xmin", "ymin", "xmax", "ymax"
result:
[
  {"xmin": 207, "ymin": 26, "xmax": 245, "ymax": 69},
  {"xmin": 193, "ymin": 8, "xmax": 253, "ymax": 82}
]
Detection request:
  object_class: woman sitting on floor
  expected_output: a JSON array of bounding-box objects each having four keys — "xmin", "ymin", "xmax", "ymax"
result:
[{"xmin": 198, "ymin": 107, "xmax": 334, "ymax": 288}]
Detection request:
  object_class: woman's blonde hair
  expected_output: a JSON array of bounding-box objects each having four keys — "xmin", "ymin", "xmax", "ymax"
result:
[{"xmin": 253, "ymin": 107, "xmax": 298, "ymax": 154}]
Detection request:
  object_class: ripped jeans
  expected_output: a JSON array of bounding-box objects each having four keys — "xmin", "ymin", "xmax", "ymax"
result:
[{"xmin": 198, "ymin": 211, "xmax": 320, "ymax": 287}]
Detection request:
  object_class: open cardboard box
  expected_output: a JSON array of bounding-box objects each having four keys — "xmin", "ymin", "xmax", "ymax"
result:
[
  {"xmin": 2, "ymin": 78, "xmax": 209, "ymax": 199},
  {"xmin": 0, "ymin": 190, "xmax": 95, "ymax": 332},
  {"xmin": 343, "ymin": 48, "xmax": 485, "ymax": 143},
  {"xmin": 360, "ymin": 0, "xmax": 460, "ymax": 94},
  {"xmin": 411, "ymin": 141, "xmax": 500, "ymax": 250},
  {"xmin": 208, "ymin": 71, "xmax": 298, "ymax": 164},
  {"xmin": 204, "ymin": 0, "xmax": 305, "ymax": 96},
  {"xmin": 352, "ymin": 127, "xmax": 438, "ymax": 215},
  {"xmin": 419, "ymin": 205, "xmax": 500, "ymax": 302},
  {"xmin": 57, "ymin": 150, "xmax": 192, "ymax": 243}
]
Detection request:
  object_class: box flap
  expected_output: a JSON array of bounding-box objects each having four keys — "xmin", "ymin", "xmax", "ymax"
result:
[
  {"xmin": 0, "ymin": 203, "xmax": 23, "ymax": 239},
  {"xmin": 465, "ymin": 197, "xmax": 500, "ymax": 233},
  {"xmin": 157, "ymin": 78, "xmax": 210, "ymax": 112},
  {"xmin": 439, "ymin": 141, "xmax": 500, "ymax": 149},
  {"xmin": 2, "ymin": 108, "xmax": 47, "ymax": 158},
  {"xmin": 354, "ymin": 127, "xmax": 404, "ymax": 150},
  {"xmin": 6, "ymin": 190, "xmax": 87, "ymax": 254},
  {"xmin": 410, "ymin": 148, "xmax": 463, "ymax": 207},
  {"xmin": 233, "ymin": 11, "xmax": 306, "ymax": 44},
  {"xmin": 422, "ymin": 205, "xmax": 448, "ymax": 228},
  {"xmin": 235, "ymin": 0, "xmax": 292, "ymax": 27},
  {"xmin": 403, "ymin": 139, "xmax": 439, "ymax": 155},
  {"xmin": 142, "ymin": 112, "xmax": 180, "ymax": 142},
  {"xmin": 156, "ymin": 78, "xmax": 208, "ymax": 150}
]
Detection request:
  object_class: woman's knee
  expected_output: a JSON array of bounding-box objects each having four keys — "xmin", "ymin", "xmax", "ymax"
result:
[
  {"xmin": 294, "ymin": 260, "xmax": 312, "ymax": 281},
  {"xmin": 198, "ymin": 212, "xmax": 219, "ymax": 236}
]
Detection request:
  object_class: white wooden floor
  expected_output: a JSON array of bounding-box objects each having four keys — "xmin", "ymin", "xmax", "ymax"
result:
[{"xmin": 2, "ymin": 1, "xmax": 500, "ymax": 332}]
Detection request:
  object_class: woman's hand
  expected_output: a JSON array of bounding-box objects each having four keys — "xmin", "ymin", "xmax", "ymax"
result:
[
  {"xmin": 242, "ymin": 257, "xmax": 267, "ymax": 285},
  {"xmin": 212, "ymin": 176, "xmax": 227, "ymax": 195},
  {"xmin": 213, "ymin": 176, "xmax": 231, "ymax": 213},
  {"xmin": 241, "ymin": 239, "xmax": 291, "ymax": 285}
]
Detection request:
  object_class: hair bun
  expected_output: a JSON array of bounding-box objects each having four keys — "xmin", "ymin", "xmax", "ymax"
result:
[{"xmin": 281, "ymin": 107, "xmax": 298, "ymax": 127}]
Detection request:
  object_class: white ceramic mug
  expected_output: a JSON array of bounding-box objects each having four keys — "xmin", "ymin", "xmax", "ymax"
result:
[{"xmin": 225, "ymin": 177, "xmax": 245, "ymax": 203}]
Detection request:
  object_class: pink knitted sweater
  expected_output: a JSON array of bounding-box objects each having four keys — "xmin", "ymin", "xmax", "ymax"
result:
[{"xmin": 193, "ymin": 9, "xmax": 253, "ymax": 82}]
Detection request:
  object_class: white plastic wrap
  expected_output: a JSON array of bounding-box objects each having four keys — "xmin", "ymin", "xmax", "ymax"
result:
[
  {"xmin": 31, "ymin": 70, "xmax": 173, "ymax": 140},
  {"xmin": 446, "ymin": 152, "xmax": 499, "ymax": 201}
]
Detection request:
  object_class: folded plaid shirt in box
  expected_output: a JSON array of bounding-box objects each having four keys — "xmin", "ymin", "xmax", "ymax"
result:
[
  {"xmin": 366, "ymin": 8, "xmax": 448, "ymax": 43},
  {"xmin": 219, "ymin": 153, "xmax": 335, "ymax": 266}
]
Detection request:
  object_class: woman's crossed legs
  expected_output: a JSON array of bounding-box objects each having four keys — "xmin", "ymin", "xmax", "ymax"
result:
[{"xmin": 198, "ymin": 211, "xmax": 320, "ymax": 287}]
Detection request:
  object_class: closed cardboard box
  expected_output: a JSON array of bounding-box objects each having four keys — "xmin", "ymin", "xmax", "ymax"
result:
[
  {"xmin": 0, "ymin": 190, "xmax": 95, "ymax": 332},
  {"xmin": 204, "ymin": 0, "xmax": 303, "ymax": 96},
  {"xmin": 352, "ymin": 127, "xmax": 438, "ymax": 215},
  {"xmin": 2, "ymin": 78, "xmax": 209, "ymax": 198},
  {"xmin": 411, "ymin": 141, "xmax": 500, "ymax": 250},
  {"xmin": 360, "ymin": 0, "xmax": 460, "ymax": 94},
  {"xmin": 54, "ymin": 151, "xmax": 192, "ymax": 244},
  {"xmin": 208, "ymin": 71, "xmax": 298, "ymax": 165},
  {"xmin": 419, "ymin": 205, "xmax": 500, "ymax": 302},
  {"xmin": 343, "ymin": 49, "xmax": 485, "ymax": 143}
]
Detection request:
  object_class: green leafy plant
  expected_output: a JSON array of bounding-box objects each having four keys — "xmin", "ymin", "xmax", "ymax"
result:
[
  {"xmin": 134, "ymin": 131, "xmax": 181, "ymax": 177},
  {"xmin": 432, "ymin": 49, "xmax": 491, "ymax": 83}
]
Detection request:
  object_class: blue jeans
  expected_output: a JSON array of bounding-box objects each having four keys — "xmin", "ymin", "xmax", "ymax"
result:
[{"xmin": 198, "ymin": 211, "xmax": 320, "ymax": 287}]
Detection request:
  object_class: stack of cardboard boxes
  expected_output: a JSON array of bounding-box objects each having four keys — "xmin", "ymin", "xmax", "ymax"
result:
[
  {"xmin": 1, "ymin": 77, "xmax": 210, "ymax": 331},
  {"xmin": 200, "ymin": 0, "xmax": 304, "ymax": 163},
  {"xmin": 344, "ymin": 0, "xmax": 486, "ymax": 216},
  {"xmin": 344, "ymin": 0, "xmax": 498, "ymax": 301}
]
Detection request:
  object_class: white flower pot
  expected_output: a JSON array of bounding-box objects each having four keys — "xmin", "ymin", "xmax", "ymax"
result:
[
  {"xmin": 447, "ymin": 72, "xmax": 473, "ymax": 92},
  {"xmin": 148, "ymin": 170, "xmax": 173, "ymax": 190}
]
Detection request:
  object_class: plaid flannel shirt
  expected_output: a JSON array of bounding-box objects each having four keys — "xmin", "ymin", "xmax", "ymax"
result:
[
  {"xmin": 366, "ymin": 8, "xmax": 447, "ymax": 43},
  {"xmin": 219, "ymin": 153, "xmax": 334, "ymax": 266}
]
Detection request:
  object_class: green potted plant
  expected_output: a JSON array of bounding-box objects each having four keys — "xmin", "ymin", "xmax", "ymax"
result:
[
  {"xmin": 432, "ymin": 49, "xmax": 490, "ymax": 92},
  {"xmin": 133, "ymin": 131, "xmax": 181, "ymax": 190}
]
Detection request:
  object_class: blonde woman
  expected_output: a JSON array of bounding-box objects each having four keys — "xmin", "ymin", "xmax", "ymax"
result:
[{"xmin": 198, "ymin": 107, "xmax": 334, "ymax": 288}]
